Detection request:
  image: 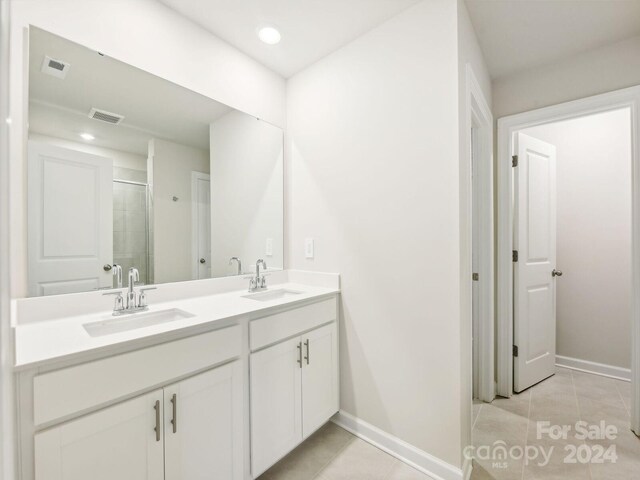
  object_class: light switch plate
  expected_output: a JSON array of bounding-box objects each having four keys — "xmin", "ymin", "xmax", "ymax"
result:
[
  {"xmin": 265, "ymin": 238, "xmax": 273, "ymax": 256},
  {"xmin": 305, "ymin": 238, "xmax": 314, "ymax": 259}
]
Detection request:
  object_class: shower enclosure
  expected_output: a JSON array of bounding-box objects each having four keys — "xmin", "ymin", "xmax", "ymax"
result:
[{"xmin": 112, "ymin": 179, "xmax": 151, "ymax": 287}]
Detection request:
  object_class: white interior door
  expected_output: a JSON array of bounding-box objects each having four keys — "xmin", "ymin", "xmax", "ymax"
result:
[
  {"xmin": 34, "ymin": 390, "xmax": 164, "ymax": 480},
  {"xmin": 164, "ymin": 362, "xmax": 244, "ymax": 480},
  {"xmin": 28, "ymin": 141, "xmax": 113, "ymax": 296},
  {"xmin": 250, "ymin": 337, "xmax": 302, "ymax": 477},
  {"xmin": 302, "ymin": 323, "xmax": 339, "ymax": 438},
  {"xmin": 514, "ymin": 132, "xmax": 557, "ymax": 392},
  {"xmin": 191, "ymin": 172, "xmax": 211, "ymax": 279}
]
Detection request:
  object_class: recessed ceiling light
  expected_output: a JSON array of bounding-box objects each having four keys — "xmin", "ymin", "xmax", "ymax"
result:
[
  {"xmin": 80, "ymin": 133, "xmax": 95, "ymax": 141},
  {"xmin": 257, "ymin": 25, "xmax": 281, "ymax": 45}
]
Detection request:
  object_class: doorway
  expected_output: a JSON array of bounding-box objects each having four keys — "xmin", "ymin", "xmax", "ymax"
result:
[{"xmin": 496, "ymin": 86, "xmax": 640, "ymax": 435}]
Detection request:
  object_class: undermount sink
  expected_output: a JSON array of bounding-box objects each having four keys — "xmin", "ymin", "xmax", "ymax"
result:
[
  {"xmin": 83, "ymin": 308, "xmax": 195, "ymax": 337},
  {"xmin": 242, "ymin": 288, "xmax": 302, "ymax": 302}
]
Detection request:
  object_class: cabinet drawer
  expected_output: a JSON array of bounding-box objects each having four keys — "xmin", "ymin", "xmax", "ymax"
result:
[
  {"xmin": 250, "ymin": 297, "xmax": 337, "ymax": 351},
  {"xmin": 33, "ymin": 325, "xmax": 241, "ymax": 427}
]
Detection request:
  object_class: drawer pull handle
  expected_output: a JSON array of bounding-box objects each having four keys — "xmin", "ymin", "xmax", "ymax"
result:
[
  {"xmin": 297, "ymin": 342, "xmax": 302, "ymax": 368},
  {"xmin": 171, "ymin": 394, "xmax": 177, "ymax": 433},
  {"xmin": 304, "ymin": 339, "xmax": 310, "ymax": 365},
  {"xmin": 153, "ymin": 400, "xmax": 160, "ymax": 442}
]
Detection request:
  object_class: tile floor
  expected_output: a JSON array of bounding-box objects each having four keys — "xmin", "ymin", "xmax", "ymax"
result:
[
  {"xmin": 257, "ymin": 422, "xmax": 432, "ymax": 480},
  {"xmin": 260, "ymin": 368, "xmax": 639, "ymax": 480},
  {"xmin": 471, "ymin": 367, "xmax": 639, "ymax": 479}
]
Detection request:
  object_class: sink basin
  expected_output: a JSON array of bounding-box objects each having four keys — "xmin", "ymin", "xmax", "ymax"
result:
[
  {"xmin": 83, "ymin": 308, "xmax": 195, "ymax": 337},
  {"xmin": 242, "ymin": 289, "xmax": 302, "ymax": 302}
]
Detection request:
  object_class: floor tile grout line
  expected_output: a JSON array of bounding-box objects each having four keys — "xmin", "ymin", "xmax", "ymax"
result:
[
  {"xmin": 521, "ymin": 386, "xmax": 532, "ymax": 480},
  {"xmin": 471, "ymin": 403, "xmax": 482, "ymax": 432},
  {"xmin": 380, "ymin": 457, "xmax": 401, "ymax": 480},
  {"xmin": 613, "ymin": 379, "xmax": 631, "ymax": 418},
  {"xmin": 571, "ymin": 369, "xmax": 594, "ymax": 480},
  {"xmin": 309, "ymin": 433, "xmax": 356, "ymax": 480}
]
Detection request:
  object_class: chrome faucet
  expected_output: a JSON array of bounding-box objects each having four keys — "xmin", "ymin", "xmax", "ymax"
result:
[
  {"xmin": 127, "ymin": 267, "xmax": 139, "ymax": 309},
  {"xmin": 112, "ymin": 264, "xmax": 123, "ymax": 288},
  {"xmin": 103, "ymin": 266, "xmax": 156, "ymax": 316},
  {"xmin": 248, "ymin": 259, "xmax": 268, "ymax": 292},
  {"xmin": 229, "ymin": 257, "xmax": 242, "ymax": 275}
]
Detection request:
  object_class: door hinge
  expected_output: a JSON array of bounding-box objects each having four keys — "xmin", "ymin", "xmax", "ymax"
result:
[
  {"xmin": 512, "ymin": 155, "xmax": 518, "ymax": 167},
  {"xmin": 472, "ymin": 273, "xmax": 479, "ymax": 281},
  {"xmin": 513, "ymin": 345, "xmax": 519, "ymax": 357},
  {"xmin": 512, "ymin": 250, "xmax": 518, "ymax": 262}
]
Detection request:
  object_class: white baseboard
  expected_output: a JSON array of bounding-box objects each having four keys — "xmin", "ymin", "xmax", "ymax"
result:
[
  {"xmin": 331, "ymin": 410, "xmax": 466, "ymax": 480},
  {"xmin": 556, "ymin": 355, "xmax": 631, "ymax": 382}
]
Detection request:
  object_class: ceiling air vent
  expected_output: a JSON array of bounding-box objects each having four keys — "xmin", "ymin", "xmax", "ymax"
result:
[
  {"xmin": 88, "ymin": 108, "xmax": 125, "ymax": 125},
  {"xmin": 40, "ymin": 55, "xmax": 71, "ymax": 79}
]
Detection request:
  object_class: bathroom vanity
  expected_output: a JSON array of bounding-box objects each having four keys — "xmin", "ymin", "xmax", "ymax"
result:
[
  {"xmin": 13, "ymin": 271, "xmax": 340, "ymax": 480},
  {"xmin": 11, "ymin": 24, "xmax": 338, "ymax": 480}
]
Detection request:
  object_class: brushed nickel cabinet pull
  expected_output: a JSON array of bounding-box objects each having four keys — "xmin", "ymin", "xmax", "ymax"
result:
[
  {"xmin": 171, "ymin": 394, "xmax": 177, "ymax": 433},
  {"xmin": 153, "ymin": 400, "xmax": 160, "ymax": 442},
  {"xmin": 304, "ymin": 339, "xmax": 310, "ymax": 365},
  {"xmin": 297, "ymin": 342, "xmax": 302, "ymax": 368}
]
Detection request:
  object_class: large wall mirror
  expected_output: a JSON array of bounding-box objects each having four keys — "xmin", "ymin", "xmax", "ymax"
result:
[{"xmin": 27, "ymin": 27, "xmax": 283, "ymax": 297}]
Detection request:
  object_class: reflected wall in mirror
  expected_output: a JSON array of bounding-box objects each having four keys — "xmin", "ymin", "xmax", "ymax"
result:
[{"xmin": 27, "ymin": 27, "xmax": 283, "ymax": 297}]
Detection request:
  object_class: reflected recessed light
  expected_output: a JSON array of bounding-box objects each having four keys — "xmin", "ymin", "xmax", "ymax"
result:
[
  {"xmin": 5, "ymin": 118, "xmax": 11, "ymax": 124},
  {"xmin": 257, "ymin": 26, "xmax": 281, "ymax": 45},
  {"xmin": 80, "ymin": 133, "xmax": 95, "ymax": 141}
]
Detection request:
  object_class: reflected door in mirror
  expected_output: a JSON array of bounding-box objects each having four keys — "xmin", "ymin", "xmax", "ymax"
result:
[{"xmin": 28, "ymin": 141, "xmax": 113, "ymax": 296}]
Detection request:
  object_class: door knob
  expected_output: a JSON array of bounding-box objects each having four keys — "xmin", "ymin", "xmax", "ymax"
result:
[
  {"xmin": 103, "ymin": 264, "xmax": 113, "ymax": 271},
  {"xmin": 552, "ymin": 269, "xmax": 563, "ymax": 277},
  {"xmin": 200, "ymin": 258, "xmax": 206, "ymax": 264}
]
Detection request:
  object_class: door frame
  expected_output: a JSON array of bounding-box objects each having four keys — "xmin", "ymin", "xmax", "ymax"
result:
[
  {"xmin": 190, "ymin": 171, "xmax": 210, "ymax": 279},
  {"xmin": 496, "ymin": 85, "xmax": 640, "ymax": 434},
  {"xmin": 465, "ymin": 65, "xmax": 494, "ymax": 403}
]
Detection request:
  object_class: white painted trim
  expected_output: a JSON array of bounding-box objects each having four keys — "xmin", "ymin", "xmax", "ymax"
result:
[
  {"xmin": 332, "ymin": 411, "xmax": 465, "ymax": 480},
  {"xmin": 556, "ymin": 355, "xmax": 631, "ymax": 382},
  {"xmin": 0, "ymin": 2, "xmax": 16, "ymax": 479},
  {"xmin": 462, "ymin": 456, "xmax": 473, "ymax": 480},
  {"xmin": 496, "ymin": 84, "xmax": 640, "ymax": 435},
  {"xmin": 190, "ymin": 171, "xmax": 210, "ymax": 280},
  {"xmin": 465, "ymin": 65, "xmax": 494, "ymax": 404}
]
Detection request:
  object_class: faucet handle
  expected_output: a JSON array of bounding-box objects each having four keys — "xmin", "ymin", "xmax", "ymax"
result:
[
  {"xmin": 102, "ymin": 291, "xmax": 124, "ymax": 311},
  {"xmin": 138, "ymin": 287, "xmax": 156, "ymax": 308}
]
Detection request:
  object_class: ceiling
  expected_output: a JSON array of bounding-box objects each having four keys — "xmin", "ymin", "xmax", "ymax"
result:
[
  {"xmin": 29, "ymin": 27, "xmax": 233, "ymax": 155},
  {"xmin": 158, "ymin": 0, "xmax": 421, "ymax": 78},
  {"xmin": 465, "ymin": 0, "xmax": 640, "ymax": 79}
]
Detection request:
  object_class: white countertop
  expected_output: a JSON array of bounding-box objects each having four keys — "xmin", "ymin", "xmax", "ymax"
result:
[{"xmin": 14, "ymin": 281, "xmax": 339, "ymax": 370}]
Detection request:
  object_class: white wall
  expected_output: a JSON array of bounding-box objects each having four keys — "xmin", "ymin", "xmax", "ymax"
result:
[
  {"xmin": 493, "ymin": 35, "xmax": 640, "ymax": 119},
  {"xmin": 149, "ymin": 138, "xmax": 209, "ymax": 284},
  {"xmin": 287, "ymin": 0, "xmax": 464, "ymax": 468},
  {"xmin": 8, "ymin": 0, "xmax": 286, "ymax": 298},
  {"xmin": 523, "ymin": 108, "xmax": 632, "ymax": 369},
  {"xmin": 210, "ymin": 111, "xmax": 283, "ymax": 277},
  {"xmin": 456, "ymin": 0, "xmax": 492, "ymax": 459}
]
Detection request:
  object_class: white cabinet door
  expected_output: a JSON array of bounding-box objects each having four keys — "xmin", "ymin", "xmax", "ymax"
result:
[
  {"xmin": 164, "ymin": 362, "xmax": 244, "ymax": 480},
  {"xmin": 250, "ymin": 337, "xmax": 302, "ymax": 477},
  {"xmin": 28, "ymin": 140, "xmax": 114, "ymax": 296},
  {"xmin": 302, "ymin": 322, "xmax": 339, "ymax": 438},
  {"xmin": 34, "ymin": 390, "xmax": 164, "ymax": 480}
]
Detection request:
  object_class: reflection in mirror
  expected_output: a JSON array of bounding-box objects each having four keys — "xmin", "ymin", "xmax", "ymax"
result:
[{"xmin": 27, "ymin": 27, "xmax": 283, "ymax": 297}]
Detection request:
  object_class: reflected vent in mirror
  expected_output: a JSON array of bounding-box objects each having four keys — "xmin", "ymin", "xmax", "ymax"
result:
[
  {"xmin": 88, "ymin": 108, "xmax": 125, "ymax": 125},
  {"xmin": 40, "ymin": 55, "xmax": 70, "ymax": 79}
]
